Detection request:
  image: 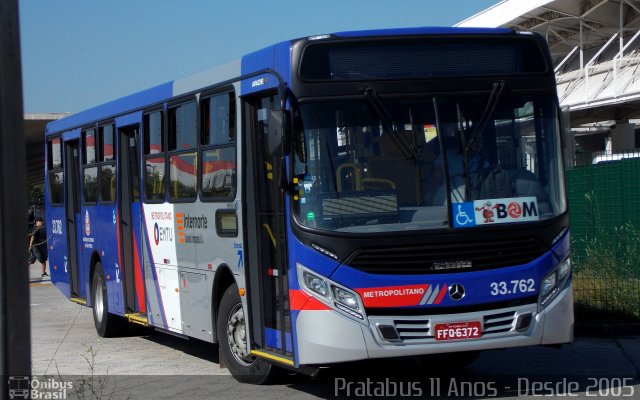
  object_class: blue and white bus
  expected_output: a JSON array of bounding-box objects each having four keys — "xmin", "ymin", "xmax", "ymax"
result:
[{"xmin": 45, "ymin": 27, "xmax": 573, "ymax": 383}]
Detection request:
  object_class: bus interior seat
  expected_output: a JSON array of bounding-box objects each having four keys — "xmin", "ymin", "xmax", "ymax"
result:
[
  {"xmin": 367, "ymin": 133, "xmax": 421, "ymax": 205},
  {"xmin": 361, "ymin": 177, "xmax": 396, "ymax": 190},
  {"xmin": 479, "ymin": 167, "xmax": 513, "ymax": 199},
  {"xmin": 335, "ymin": 162, "xmax": 397, "ymax": 192},
  {"xmin": 431, "ymin": 168, "xmax": 545, "ymax": 206},
  {"xmin": 511, "ymin": 169, "xmax": 546, "ymax": 201},
  {"xmin": 430, "ymin": 176, "xmax": 466, "ymax": 206},
  {"xmin": 336, "ymin": 162, "xmax": 362, "ymax": 192}
]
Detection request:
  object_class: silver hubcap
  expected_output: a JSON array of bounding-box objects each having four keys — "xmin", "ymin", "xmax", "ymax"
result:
[
  {"xmin": 226, "ymin": 303, "xmax": 255, "ymax": 366},
  {"xmin": 94, "ymin": 277, "xmax": 104, "ymax": 323}
]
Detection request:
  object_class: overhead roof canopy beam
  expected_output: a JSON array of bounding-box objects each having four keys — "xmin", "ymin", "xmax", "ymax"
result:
[
  {"xmin": 582, "ymin": 0, "xmax": 611, "ymax": 20},
  {"xmin": 555, "ymin": 45, "xmax": 579, "ymax": 72},
  {"xmin": 458, "ymin": 0, "xmax": 640, "ymax": 114},
  {"xmin": 585, "ymin": 32, "xmax": 620, "ymax": 68},
  {"xmin": 619, "ymin": 27, "xmax": 640, "ymax": 56},
  {"xmin": 548, "ymin": 27, "xmax": 576, "ymax": 47},
  {"xmin": 581, "ymin": 20, "xmax": 613, "ymax": 37},
  {"xmin": 539, "ymin": 6, "xmax": 581, "ymax": 19},
  {"xmin": 623, "ymin": 0, "xmax": 640, "ymax": 23}
]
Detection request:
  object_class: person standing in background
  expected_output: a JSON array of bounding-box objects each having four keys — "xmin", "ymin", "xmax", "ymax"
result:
[{"xmin": 29, "ymin": 216, "xmax": 48, "ymax": 277}]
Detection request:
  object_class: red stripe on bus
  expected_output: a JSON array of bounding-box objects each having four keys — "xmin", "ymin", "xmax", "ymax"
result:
[
  {"xmin": 302, "ymin": 297, "xmax": 331, "ymax": 311},
  {"xmin": 289, "ymin": 289, "xmax": 331, "ymax": 311},
  {"xmin": 434, "ymin": 282, "xmax": 448, "ymax": 305},
  {"xmin": 355, "ymin": 284, "xmax": 429, "ymax": 308},
  {"xmin": 116, "ymin": 209, "xmax": 122, "ymax": 277},
  {"xmin": 289, "ymin": 289, "xmax": 309, "ymax": 310},
  {"xmin": 132, "ymin": 233, "xmax": 146, "ymax": 313}
]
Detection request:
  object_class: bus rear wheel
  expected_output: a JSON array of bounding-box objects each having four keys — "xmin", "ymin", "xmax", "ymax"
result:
[
  {"xmin": 217, "ymin": 283, "xmax": 276, "ymax": 384},
  {"xmin": 92, "ymin": 262, "xmax": 127, "ymax": 337}
]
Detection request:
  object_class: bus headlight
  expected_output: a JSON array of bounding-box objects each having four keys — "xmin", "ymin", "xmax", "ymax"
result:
[
  {"xmin": 539, "ymin": 257, "xmax": 571, "ymax": 310},
  {"xmin": 558, "ymin": 257, "xmax": 571, "ymax": 280},
  {"xmin": 304, "ymin": 272, "xmax": 328, "ymax": 297},
  {"xmin": 333, "ymin": 286, "xmax": 358, "ymax": 309},
  {"xmin": 297, "ymin": 263, "xmax": 367, "ymax": 323},
  {"xmin": 541, "ymin": 272, "xmax": 557, "ymax": 298}
]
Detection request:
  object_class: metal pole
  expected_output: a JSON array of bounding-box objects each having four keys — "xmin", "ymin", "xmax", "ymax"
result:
[
  {"xmin": 620, "ymin": 0, "xmax": 624, "ymax": 56},
  {"xmin": 579, "ymin": 19, "xmax": 584, "ymax": 73},
  {"xmin": 0, "ymin": 0, "xmax": 32, "ymax": 393},
  {"xmin": 617, "ymin": 0, "xmax": 624, "ymax": 97}
]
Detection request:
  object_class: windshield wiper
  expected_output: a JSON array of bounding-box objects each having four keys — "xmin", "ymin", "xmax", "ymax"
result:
[
  {"xmin": 459, "ymin": 80, "xmax": 505, "ymax": 200},
  {"xmin": 362, "ymin": 86, "xmax": 415, "ymax": 160},
  {"xmin": 464, "ymin": 80, "xmax": 505, "ymax": 154},
  {"xmin": 457, "ymin": 103, "xmax": 473, "ymax": 202}
]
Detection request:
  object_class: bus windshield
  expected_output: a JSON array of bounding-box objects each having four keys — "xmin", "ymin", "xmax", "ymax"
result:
[{"xmin": 292, "ymin": 92, "xmax": 567, "ymax": 233}]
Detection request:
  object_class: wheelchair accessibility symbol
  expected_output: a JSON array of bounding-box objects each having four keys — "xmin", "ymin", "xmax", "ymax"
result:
[{"xmin": 453, "ymin": 203, "xmax": 476, "ymax": 228}]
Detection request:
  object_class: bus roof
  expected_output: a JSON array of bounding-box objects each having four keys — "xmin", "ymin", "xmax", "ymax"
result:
[{"xmin": 46, "ymin": 26, "xmax": 513, "ymax": 136}]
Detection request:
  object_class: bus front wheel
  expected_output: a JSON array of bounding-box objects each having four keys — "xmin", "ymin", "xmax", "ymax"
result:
[
  {"xmin": 92, "ymin": 262, "xmax": 127, "ymax": 337},
  {"xmin": 217, "ymin": 283, "xmax": 276, "ymax": 384}
]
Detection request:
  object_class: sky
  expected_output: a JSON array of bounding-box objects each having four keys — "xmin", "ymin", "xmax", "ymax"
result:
[{"xmin": 19, "ymin": 0, "xmax": 498, "ymax": 114}]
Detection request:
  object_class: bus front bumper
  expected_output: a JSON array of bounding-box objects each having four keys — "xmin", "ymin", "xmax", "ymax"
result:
[{"xmin": 295, "ymin": 284, "xmax": 573, "ymax": 365}]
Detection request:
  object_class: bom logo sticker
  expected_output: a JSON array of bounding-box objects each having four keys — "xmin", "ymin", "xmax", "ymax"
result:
[
  {"xmin": 507, "ymin": 202, "xmax": 522, "ymax": 218},
  {"xmin": 455, "ymin": 197, "xmax": 539, "ymax": 228},
  {"xmin": 473, "ymin": 197, "xmax": 539, "ymax": 225}
]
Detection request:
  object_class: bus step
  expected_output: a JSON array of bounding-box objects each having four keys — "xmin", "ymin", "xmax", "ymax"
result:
[
  {"xmin": 125, "ymin": 313, "xmax": 149, "ymax": 327},
  {"xmin": 70, "ymin": 297, "xmax": 86, "ymax": 305},
  {"xmin": 250, "ymin": 349, "xmax": 294, "ymax": 366}
]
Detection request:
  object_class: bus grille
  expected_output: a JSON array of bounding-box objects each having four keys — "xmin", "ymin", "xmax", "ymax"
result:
[
  {"xmin": 483, "ymin": 310, "xmax": 516, "ymax": 334},
  {"xmin": 371, "ymin": 307, "xmax": 524, "ymax": 344},
  {"xmin": 345, "ymin": 237, "xmax": 545, "ymax": 274},
  {"xmin": 394, "ymin": 317, "xmax": 431, "ymax": 341}
]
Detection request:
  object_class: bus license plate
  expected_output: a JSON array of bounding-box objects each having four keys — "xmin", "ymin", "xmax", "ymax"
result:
[{"xmin": 434, "ymin": 321, "xmax": 482, "ymax": 341}]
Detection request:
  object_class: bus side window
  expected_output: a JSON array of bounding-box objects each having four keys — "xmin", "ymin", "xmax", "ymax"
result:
[
  {"xmin": 200, "ymin": 91, "xmax": 236, "ymax": 201},
  {"xmin": 82, "ymin": 128, "xmax": 99, "ymax": 203},
  {"xmin": 168, "ymin": 101, "xmax": 198, "ymax": 201},
  {"xmin": 98, "ymin": 124, "xmax": 116, "ymax": 203},
  {"xmin": 47, "ymin": 137, "xmax": 64, "ymax": 206},
  {"xmin": 143, "ymin": 111, "xmax": 166, "ymax": 202}
]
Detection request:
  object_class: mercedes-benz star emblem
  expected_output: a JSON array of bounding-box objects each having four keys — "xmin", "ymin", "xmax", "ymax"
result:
[{"xmin": 449, "ymin": 283, "xmax": 465, "ymax": 301}]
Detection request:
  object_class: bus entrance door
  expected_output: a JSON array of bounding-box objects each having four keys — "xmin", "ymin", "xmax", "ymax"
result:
[
  {"xmin": 245, "ymin": 94, "xmax": 294, "ymax": 366},
  {"xmin": 64, "ymin": 139, "xmax": 82, "ymax": 299},
  {"xmin": 117, "ymin": 125, "xmax": 147, "ymax": 322}
]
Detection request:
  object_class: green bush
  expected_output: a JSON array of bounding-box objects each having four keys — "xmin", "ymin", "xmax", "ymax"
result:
[{"xmin": 572, "ymin": 192, "xmax": 640, "ymax": 320}]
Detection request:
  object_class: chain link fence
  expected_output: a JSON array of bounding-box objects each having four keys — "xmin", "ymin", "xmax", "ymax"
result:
[{"xmin": 567, "ymin": 157, "xmax": 640, "ymax": 325}]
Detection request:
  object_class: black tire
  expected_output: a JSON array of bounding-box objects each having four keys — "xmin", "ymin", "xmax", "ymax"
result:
[
  {"xmin": 92, "ymin": 262, "xmax": 127, "ymax": 337},
  {"xmin": 217, "ymin": 283, "xmax": 277, "ymax": 384}
]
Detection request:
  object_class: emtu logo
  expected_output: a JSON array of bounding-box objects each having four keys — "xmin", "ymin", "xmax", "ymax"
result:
[
  {"xmin": 153, "ymin": 222, "xmax": 173, "ymax": 245},
  {"xmin": 175, "ymin": 213, "xmax": 185, "ymax": 244},
  {"xmin": 153, "ymin": 223, "xmax": 160, "ymax": 245}
]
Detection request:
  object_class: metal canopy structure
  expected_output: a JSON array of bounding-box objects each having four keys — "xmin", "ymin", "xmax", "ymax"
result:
[{"xmin": 458, "ymin": 0, "xmax": 640, "ymax": 165}]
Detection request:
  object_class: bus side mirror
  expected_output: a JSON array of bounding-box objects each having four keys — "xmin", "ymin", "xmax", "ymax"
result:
[{"xmin": 267, "ymin": 109, "xmax": 291, "ymax": 157}]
